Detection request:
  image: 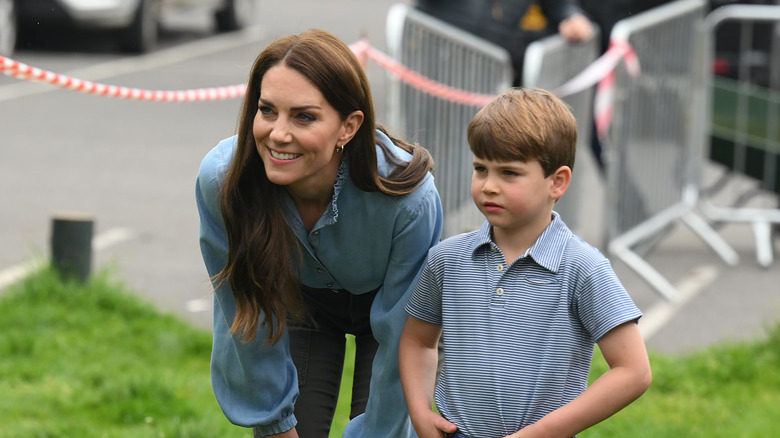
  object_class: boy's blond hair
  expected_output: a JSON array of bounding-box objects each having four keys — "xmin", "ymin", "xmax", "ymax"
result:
[{"xmin": 467, "ymin": 88, "xmax": 577, "ymax": 177}]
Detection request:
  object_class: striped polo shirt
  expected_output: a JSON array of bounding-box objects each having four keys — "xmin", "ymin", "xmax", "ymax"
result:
[{"xmin": 406, "ymin": 212, "xmax": 642, "ymax": 438}]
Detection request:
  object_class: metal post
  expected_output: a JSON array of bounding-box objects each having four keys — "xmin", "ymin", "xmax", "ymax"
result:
[{"xmin": 51, "ymin": 213, "xmax": 94, "ymax": 283}]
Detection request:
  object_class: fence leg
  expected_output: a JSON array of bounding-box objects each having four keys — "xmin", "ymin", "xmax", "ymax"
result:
[
  {"xmin": 609, "ymin": 242, "xmax": 680, "ymax": 302},
  {"xmin": 680, "ymin": 212, "xmax": 740, "ymax": 266},
  {"xmin": 753, "ymin": 221, "xmax": 773, "ymax": 268},
  {"xmin": 51, "ymin": 213, "xmax": 94, "ymax": 283}
]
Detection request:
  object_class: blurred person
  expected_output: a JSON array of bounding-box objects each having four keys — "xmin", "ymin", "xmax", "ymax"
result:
[
  {"xmin": 415, "ymin": 0, "xmax": 594, "ymax": 85},
  {"xmin": 399, "ymin": 88, "xmax": 651, "ymax": 438},
  {"xmin": 196, "ymin": 29, "xmax": 443, "ymax": 438},
  {"xmin": 578, "ymin": 0, "xmax": 673, "ymax": 171}
]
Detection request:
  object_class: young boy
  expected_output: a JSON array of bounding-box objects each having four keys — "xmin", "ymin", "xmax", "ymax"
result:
[{"xmin": 399, "ymin": 88, "xmax": 651, "ymax": 438}]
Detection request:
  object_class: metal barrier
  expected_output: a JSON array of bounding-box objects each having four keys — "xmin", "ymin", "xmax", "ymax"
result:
[
  {"xmin": 700, "ymin": 4, "xmax": 780, "ymax": 267},
  {"xmin": 386, "ymin": 4, "xmax": 600, "ymax": 237},
  {"xmin": 385, "ymin": 4, "xmax": 513, "ymax": 237},
  {"xmin": 605, "ymin": 0, "xmax": 739, "ymax": 301},
  {"xmin": 523, "ymin": 30, "xmax": 601, "ymax": 234}
]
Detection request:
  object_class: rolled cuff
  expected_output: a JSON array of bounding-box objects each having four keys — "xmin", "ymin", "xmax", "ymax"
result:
[{"xmin": 253, "ymin": 413, "xmax": 297, "ymax": 437}]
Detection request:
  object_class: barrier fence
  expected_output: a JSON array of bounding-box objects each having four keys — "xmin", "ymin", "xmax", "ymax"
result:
[
  {"xmin": 700, "ymin": 4, "xmax": 780, "ymax": 267},
  {"xmin": 385, "ymin": 4, "xmax": 605, "ymax": 237},
  {"xmin": 523, "ymin": 29, "xmax": 601, "ymax": 235},
  {"xmin": 605, "ymin": 0, "xmax": 740, "ymax": 301},
  {"xmin": 385, "ymin": 4, "xmax": 514, "ymax": 237}
]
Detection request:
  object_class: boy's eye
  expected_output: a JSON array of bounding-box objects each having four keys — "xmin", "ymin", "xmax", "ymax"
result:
[
  {"xmin": 473, "ymin": 166, "xmax": 487, "ymax": 173},
  {"xmin": 503, "ymin": 170, "xmax": 518, "ymax": 176}
]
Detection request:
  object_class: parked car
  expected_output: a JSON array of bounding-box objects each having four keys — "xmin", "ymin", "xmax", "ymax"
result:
[
  {"xmin": 1, "ymin": 0, "xmax": 255, "ymax": 55},
  {"xmin": 0, "ymin": 0, "xmax": 15, "ymax": 56}
]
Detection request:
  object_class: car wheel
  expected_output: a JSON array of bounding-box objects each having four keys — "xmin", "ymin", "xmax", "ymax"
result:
[
  {"xmin": 0, "ymin": 0, "xmax": 16, "ymax": 56},
  {"xmin": 118, "ymin": 0, "xmax": 161, "ymax": 53},
  {"xmin": 215, "ymin": 0, "xmax": 254, "ymax": 32}
]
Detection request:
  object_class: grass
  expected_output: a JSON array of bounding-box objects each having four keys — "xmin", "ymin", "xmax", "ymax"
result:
[
  {"xmin": 583, "ymin": 324, "xmax": 780, "ymax": 437},
  {"xmin": 2, "ymin": 268, "xmax": 779, "ymax": 437}
]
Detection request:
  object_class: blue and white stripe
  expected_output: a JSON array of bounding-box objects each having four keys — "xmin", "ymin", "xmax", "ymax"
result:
[{"xmin": 406, "ymin": 212, "xmax": 641, "ymax": 438}]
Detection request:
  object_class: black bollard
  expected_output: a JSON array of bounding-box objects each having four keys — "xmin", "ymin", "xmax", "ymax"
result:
[{"xmin": 51, "ymin": 213, "xmax": 94, "ymax": 283}]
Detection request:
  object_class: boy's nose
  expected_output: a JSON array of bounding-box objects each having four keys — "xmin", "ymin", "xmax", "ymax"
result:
[{"xmin": 481, "ymin": 177, "xmax": 499, "ymax": 194}]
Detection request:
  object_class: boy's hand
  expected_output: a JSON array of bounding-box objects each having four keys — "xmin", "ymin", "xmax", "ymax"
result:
[
  {"xmin": 558, "ymin": 14, "xmax": 594, "ymax": 42},
  {"xmin": 410, "ymin": 410, "xmax": 457, "ymax": 438}
]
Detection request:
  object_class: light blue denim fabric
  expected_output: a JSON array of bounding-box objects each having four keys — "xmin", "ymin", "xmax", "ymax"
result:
[{"xmin": 196, "ymin": 130, "xmax": 443, "ymax": 437}]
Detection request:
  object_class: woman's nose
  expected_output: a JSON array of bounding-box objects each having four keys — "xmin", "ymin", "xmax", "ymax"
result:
[{"xmin": 269, "ymin": 119, "xmax": 292, "ymax": 144}]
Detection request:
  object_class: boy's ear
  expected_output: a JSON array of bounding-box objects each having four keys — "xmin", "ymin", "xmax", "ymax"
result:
[{"xmin": 550, "ymin": 165, "xmax": 572, "ymax": 200}]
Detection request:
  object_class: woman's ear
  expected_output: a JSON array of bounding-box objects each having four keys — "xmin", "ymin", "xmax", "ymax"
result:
[
  {"xmin": 550, "ymin": 165, "xmax": 572, "ymax": 200},
  {"xmin": 339, "ymin": 110, "xmax": 364, "ymax": 145}
]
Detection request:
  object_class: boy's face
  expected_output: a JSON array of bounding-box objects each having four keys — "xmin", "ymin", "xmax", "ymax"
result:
[{"xmin": 471, "ymin": 156, "xmax": 569, "ymax": 235}]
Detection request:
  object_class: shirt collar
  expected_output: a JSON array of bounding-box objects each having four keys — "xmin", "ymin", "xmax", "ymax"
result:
[
  {"xmin": 470, "ymin": 211, "xmax": 572, "ymax": 273},
  {"xmin": 281, "ymin": 155, "xmax": 349, "ymax": 231}
]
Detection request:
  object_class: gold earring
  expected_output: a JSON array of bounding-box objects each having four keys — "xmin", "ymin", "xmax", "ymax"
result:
[{"xmin": 335, "ymin": 144, "xmax": 344, "ymax": 153}]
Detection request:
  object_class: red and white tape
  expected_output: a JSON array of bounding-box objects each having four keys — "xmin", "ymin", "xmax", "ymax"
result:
[
  {"xmin": 351, "ymin": 39, "xmax": 497, "ymax": 107},
  {"xmin": 591, "ymin": 40, "xmax": 640, "ymax": 141},
  {"xmin": 0, "ymin": 55, "xmax": 246, "ymax": 102},
  {"xmin": 1, "ymin": 38, "xmax": 637, "ymax": 110}
]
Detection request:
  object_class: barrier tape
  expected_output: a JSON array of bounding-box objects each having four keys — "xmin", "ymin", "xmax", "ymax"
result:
[
  {"xmin": 0, "ymin": 55, "xmax": 246, "ymax": 101},
  {"xmin": 592, "ymin": 40, "xmax": 641, "ymax": 141},
  {"xmin": 350, "ymin": 39, "xmax": 497, "ymax": 107},
  {"xmin": 0, "ymin": 38, "xmax": 637, "ymax": 109}
]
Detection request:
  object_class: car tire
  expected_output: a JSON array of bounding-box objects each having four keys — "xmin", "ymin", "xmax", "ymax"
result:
[
  {"xmin": 215, "ymin": 0, "xmax": 254, "ymax": 32},
  {"xmin": 0, "ymin": 0, "xmax": 16, "ymax": 56},
  {"xmin": 118, "ymin": 0, "xmax": 161, "ymax": 53}
]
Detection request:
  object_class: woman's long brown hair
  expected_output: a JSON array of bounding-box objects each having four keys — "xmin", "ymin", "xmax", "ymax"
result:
[{"xmin": 217, "ymin": 29, "xmax": 435, "ymax": 345}]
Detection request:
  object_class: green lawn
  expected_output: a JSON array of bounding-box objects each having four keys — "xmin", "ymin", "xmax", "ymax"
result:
[{"xmin": 1, "ymin": 268, "xmax": 778, "ymax": 437}]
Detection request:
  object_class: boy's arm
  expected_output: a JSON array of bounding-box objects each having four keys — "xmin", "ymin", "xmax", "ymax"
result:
[
  {"xmin": 399, "ymin": 316, "xmax": 457, "ymax": 438},
  {"xmin": 508, "ymin": 321, "xmax": 651, "ymax": 438}
]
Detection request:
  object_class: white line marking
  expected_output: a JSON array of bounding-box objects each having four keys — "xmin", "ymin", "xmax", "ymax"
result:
[
  {"xmin": 186, "ymin": 298, "xmax": 209, "ymax": 313},
  {"xmin": 0, "ymin": 26, "xmax": 267, "ymax": 102},
  {"xmin": 0, "ymin": 258, "xmax": 45, "ymax": 291},
  {"xmin": 0, "ymin": 227, "xmax": 135, "ymax": 291},
  {"xmin": 93, "ymin": 227, "xmax": 135, "ymax": 251},
  {"xmin": 639, "ymin": 265, "xmax": 719, "ymax": 340}
]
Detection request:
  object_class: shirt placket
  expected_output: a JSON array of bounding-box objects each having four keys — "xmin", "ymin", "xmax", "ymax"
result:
[
  {"xmin": 308, "ymin": 229, "xmax": 339, "ymax": 292},
  {"xmin": 488, "ymin": 244, "xmax": 508, "ymax": 309}
]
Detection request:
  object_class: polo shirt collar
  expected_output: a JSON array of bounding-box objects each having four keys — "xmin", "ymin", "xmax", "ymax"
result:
[{"xmin": 470, "ymin": 211, "xmax": 572, "ymax": 273}]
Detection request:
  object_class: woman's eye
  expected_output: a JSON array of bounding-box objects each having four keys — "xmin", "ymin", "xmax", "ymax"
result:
[
  {"xmin": 296, "ymin": 113, "xmax": 316, "ymax": 122},
  {"xmin": 258, "ymin": 105, "xmax": 274, "ymax": 115}
]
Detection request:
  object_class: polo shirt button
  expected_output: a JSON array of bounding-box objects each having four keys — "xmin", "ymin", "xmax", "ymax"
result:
[
  {"xmin": 496, "ymin": 288, "xmax": 504, "ymax": 295},
  {"xmin": 496, "ymin": 264, "xmax": 504, "ymax": 272}
]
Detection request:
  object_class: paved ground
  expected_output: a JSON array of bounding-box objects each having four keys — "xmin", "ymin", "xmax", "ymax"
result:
[{"xmin": 1, "ymin": 0, "xmax": 778, "ymax": 359}]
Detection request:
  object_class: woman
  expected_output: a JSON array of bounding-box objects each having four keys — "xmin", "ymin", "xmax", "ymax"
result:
[{"xmin": 196, "ymin": 29, "xmax": 443, "ymax": 437}]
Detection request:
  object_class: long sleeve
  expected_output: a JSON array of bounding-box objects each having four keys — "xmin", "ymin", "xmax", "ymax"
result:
[
  {"xmin": 343, "ymin": 178, "xmax": 444, "ymax": 438},
  {"xmin": 195, "ymin": 138, "xmax": 299, "ymax": 436}
]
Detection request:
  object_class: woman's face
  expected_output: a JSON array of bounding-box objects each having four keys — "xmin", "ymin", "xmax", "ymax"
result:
[{"xmin": 254, "ymin": 64, "xmax": 361, "ymax": 199}]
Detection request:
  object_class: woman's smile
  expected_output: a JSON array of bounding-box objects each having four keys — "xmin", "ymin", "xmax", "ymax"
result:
[{"xmin": 268, "ymin": 148, "xmax": 303, "ymax": 161}]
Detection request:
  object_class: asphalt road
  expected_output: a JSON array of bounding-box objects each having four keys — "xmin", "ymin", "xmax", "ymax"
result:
[{"xmin": 1, "ymin": 0, "xmax": 778, "ymax": 357}]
